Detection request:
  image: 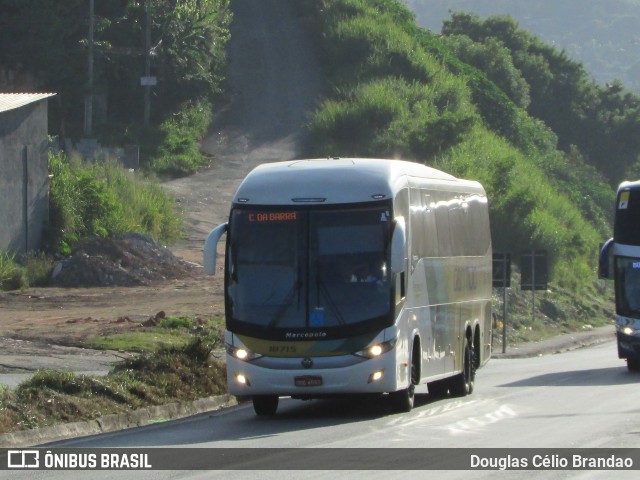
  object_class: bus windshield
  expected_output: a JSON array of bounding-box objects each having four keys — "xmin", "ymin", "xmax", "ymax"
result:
[
  {"xmin": 226, "ymin": 204, "xmax": 394, "ymax": 338},
  {"xmin": 615, "ymin": 256, "xmax": 640, "ymax": 319}
]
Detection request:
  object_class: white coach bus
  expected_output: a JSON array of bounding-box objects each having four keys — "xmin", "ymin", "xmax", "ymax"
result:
[
  {"xmin": 204, "ymin": 158, "xmax": 493, "ymax": 415},
  {"xmin": 599, "ymin": 180, "xmax": 640, "ymax": 372}
]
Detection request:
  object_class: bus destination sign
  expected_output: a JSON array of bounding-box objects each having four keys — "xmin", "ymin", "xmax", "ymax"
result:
[{"xmin": 248, "ymin": 212, "xmax": 297, "ymax": 222}]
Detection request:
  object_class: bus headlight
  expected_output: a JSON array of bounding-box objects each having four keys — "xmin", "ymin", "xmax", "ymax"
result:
[
  {"xmin": 235, "ymin": 348, "xmax": 249, "ymax": 360},
  {"xmin": 355, "ymin": 338, "xmax": 397, "ymax": 359},
  {"xmin": 370, "ymin": 345, "xmax": 383, "ymax": 356},
  {"xmin": 227, "ymin": 345, "xmax": 262, "ymax": 361},
  {"xmin": 622, "ymin": 326, "xmax": 638, "ymax": 336}
]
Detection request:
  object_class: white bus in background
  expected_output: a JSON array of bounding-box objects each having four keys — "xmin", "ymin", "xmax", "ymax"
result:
[{"xmin": 204, "ymin": 158, "xmax": 493, "ymax": 415}]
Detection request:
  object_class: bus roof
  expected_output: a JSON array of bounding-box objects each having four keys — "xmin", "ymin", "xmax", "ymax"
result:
[
  {"xmin": 232, "ymin": 158, "xmax": 484, "ymax": 205},
  {"xmin": 618, "ymin": 180, "xmax": 640, "ymax": 192}
]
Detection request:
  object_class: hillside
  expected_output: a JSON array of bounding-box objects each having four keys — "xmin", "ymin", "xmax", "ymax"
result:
[
  {"xmin": 405, "ymin": 0, "xmax": 640, "ymax": 92},
  {"xmin": 0, "ymin": 0, "xmax": 615, "ymax": 335},
  {"xmin": 0, "ymin": 0, "xmax": 615, "ymax": 410},
  {"xmin": 301, "ymin": 0, "xmax": 614, "ymax": 288}
]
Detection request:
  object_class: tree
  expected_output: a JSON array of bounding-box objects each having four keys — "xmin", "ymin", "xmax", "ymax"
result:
[
  {"xmin": 442, "ymin": 34, "xmax": 530, "ymax": 109},
  {"xmin": 152, "ymin": 0, "xmax": 231, "ymax": 110},
  {"xmin": 441, "ymin": 11, "xmax": 640, "ymax": 185},
  {"xmin": 0, "ymin": 0, "xmax": 231, "ymax": 135}
]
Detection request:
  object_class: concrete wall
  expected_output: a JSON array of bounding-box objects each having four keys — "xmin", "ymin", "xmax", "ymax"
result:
[{"xmin": 0, "ymin": 100, "xmax": 50, "ymax": 254}]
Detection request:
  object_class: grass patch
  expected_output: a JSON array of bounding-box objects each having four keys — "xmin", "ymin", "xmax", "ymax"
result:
[
  {"xmin": 0, "ymin": 251, "xmax": 23, "ymax": 291},
  {"xmin": 84, "ymin": 331, "xmax": 189, "ymax": 353},
  {"xmin": 492, "ymin": 273, "xmax": 614, "ymax": 348},
  {"xmin": 0, "ymin": 324, "xmax": 226, "ymax": 434},
  {"xmin": 84, "ymin": 316, "xmax": 224, "ymax": 353},
  {"xmin": 0, "ymin": 251, "xmax": 56, "ymax": 291},
  {"xmin": 150, "ymin": 100, "xmax": 214, "ymax": 177}
]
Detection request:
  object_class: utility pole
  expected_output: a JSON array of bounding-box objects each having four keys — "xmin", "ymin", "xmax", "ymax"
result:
[
  {"xmin": 531, "ymin": 249, "xmax": 536, "ymax": 324},
  {"xmin": 84, "ymin": 0, "xmax": 94, "ymax": 136},
  {"xmin": 143, "ymin": 0, "xmax": 151, "ymax": 127},
  {"xmin": 502, "ymin": 260, "xmax": 508, "ymax": 354}
]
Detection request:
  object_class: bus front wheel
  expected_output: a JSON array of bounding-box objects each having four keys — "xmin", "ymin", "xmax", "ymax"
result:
[
  {"xmin": 390, "ymin": 349, "xmax": 418, "ymax": 413},
  {"xmin": 253, "ymin": 395, "xmax": 279, "ymax": 415},
  {"xmin": 627, "ymin": 358, "xmax": 640, "ymax": 372}
]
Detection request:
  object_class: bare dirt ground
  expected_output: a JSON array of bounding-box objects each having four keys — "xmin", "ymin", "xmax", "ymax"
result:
[{"xmin": 0, "ymin": 0, "xmax": 324, "ymax": 374}]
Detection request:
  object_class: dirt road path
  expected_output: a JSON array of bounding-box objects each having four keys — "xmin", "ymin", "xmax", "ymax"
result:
[
  {"xmin": 0, "ymin": 0, "xmax": 324, "ymax": 375},
  {"xmin": 163, "ymin": 0, "xmax": 324, "ymax": 264}
]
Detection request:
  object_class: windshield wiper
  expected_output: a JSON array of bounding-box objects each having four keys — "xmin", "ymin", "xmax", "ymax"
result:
[
  {"xmin": 267, "ymin": 280, "xmax": 303, "ymax": 329},
  {"xmin": 317, "ymin": 276, "xmax": 346, "ymax": 326}
]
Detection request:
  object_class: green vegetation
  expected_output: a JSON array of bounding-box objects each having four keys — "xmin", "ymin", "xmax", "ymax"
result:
[
  {"xmin": 440, "ymin": 12, "xmax": 640, "ymax": 186},
  {"xmin": 304, "ymin": 0, "xmax": 616, "ymax": 293},
  {"xmin": 0, "ymin": 0, "xmax": 231, "ymax": 171},
  {"xmin": 0, "ymin": 318, "xmax": 225, "ymax": 434},
  {"xmin": 0, "ymin": 2, "xmax": 230, "ymax": 290},
  {"xmin": 406, "ymin": 0, "xmax": 640, "ymax": 95},
  {"xmin": 48, "ymin": 151, "xmax": 182, "ymax": 256},
  {"xmin": 0, "ymin": 251, "xmax": 56, "ymax": 291},
  {"xmin": 84, "ymin": 316, "xmax": 223, "ymax": 353},
  {"xmin": 1, "ymin": 150, "xmax": 183, "ymax": 291},
  {"xmin": 150, "ymin": 100, "xmax": 214, "ymax": 176},
  {"xmin": 493, "ymin": 274, "xmax": 614, "ymax": 347},
  {"xmin": 0, "ymin": 251, "xmax": 22, "ymax": 291}
]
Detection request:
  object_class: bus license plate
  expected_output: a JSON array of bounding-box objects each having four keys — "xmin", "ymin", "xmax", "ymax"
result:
[{"xmin": 295, "ymin": 375, "xmax": 323, "ymax": 387}]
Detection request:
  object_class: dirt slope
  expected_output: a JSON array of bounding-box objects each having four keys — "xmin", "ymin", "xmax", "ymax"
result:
[
  {"xmin": 163, "ymin": 0, "xmax": 324, "ymax": 263},
  {"xmin": 0, "ymin": 0, "xmax": 324, "ymax": 364}
]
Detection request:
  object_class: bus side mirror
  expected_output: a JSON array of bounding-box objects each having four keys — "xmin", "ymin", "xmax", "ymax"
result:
[
  {"xmin": 204, "ymin": 223, "xmax": 228, "ymax": 275},
  {"xmin": 599, "ymin": 238, "xmax": 614, "ymax": 279},
  {"xmin": 391, "ymin": 217, "xmax": 406, "ymax": 274}
]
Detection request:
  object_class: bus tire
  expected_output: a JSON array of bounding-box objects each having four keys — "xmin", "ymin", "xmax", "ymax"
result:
[
  {"xmin": 627, "ymin": 358, "xmax": 640, "ymax": 372},
  {"xmin": 390, "ymin": 381, "xmax": 415, "ymax": 413},
  {"xmin": 253, "ymin": 395, "xmax": 279, "ymax": 415},
  {"xmin": 450, "ymin": 337, "xmax": 475, "ymax": 397},
  {"xmin": 390, "ymin": 348, "xmax": 418, "ymax": 412}
]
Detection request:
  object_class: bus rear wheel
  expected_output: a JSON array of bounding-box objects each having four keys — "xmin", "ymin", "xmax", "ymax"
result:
[
  {"xmin": 253, "ymin": 395, "xmax": 279, "ymax": 415},
  {"xmin": 450, "ymin": 337, "xmax": 475, "ymax": 397}
]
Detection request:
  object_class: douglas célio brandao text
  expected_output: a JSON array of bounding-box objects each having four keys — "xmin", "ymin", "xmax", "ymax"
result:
[{"xmin": 470, "ymin": 453, "xmax": 634, "ymax": 470}]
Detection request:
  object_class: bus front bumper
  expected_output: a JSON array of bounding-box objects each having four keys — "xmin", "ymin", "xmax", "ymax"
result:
[
  {"xmin": 226, "ymin": 354, "xmax": 401, "ymax": 397},
  {"xmin": 617, "ymin": 330, "xmax": 640, "ymax": 360}
]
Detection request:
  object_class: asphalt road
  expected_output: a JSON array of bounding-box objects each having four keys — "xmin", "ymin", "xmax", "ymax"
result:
[{"xmin": 2, "ymin": 327, "xmax": 638, "ymax": 480}]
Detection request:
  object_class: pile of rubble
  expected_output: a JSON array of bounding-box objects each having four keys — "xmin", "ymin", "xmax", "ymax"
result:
[{"xmin": 50, "ymin": 233, "xmax": 197, "ymax": 287}]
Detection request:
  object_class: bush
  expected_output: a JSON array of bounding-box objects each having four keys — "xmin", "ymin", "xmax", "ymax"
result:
[
  {"xmin": 23, "ymin": 252, "xmax": 56, "ymax": 287},
  {"xmin": 48, "ymin": 152, "xmax": 182, "ymax": 256},
  {"xmin": 0, "ymin": 330, "xmax": 226, "ymax": 433},
  {"xmin": 151, "ymin": 100, "xmax": 213, "ymax": 177},
  {"xmin": 311, "ymin": 76, "xmax": 477, "ymax": 159},
  {"xmin": 0, "ymin": 250, "xmax": 56, "ymax": 291},
  {"xmin": 0, "ymin": 251, "xmax": 24, "ymax": 291}
]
